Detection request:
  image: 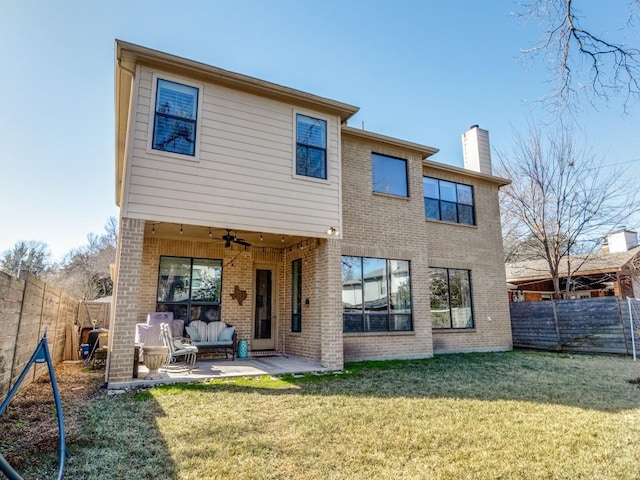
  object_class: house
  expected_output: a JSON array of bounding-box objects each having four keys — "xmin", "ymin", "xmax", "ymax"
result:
[
  {"xmin": 106, "ymin": 40, "xmax": 512, "ymax": 387},
  {"xmin": 506, "ymin": 229, "xmax": 640, "ymax": 301}
]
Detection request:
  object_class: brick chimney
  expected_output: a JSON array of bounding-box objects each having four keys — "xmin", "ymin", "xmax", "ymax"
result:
[
  {"xmin": 606, "ymin": 229, "xmax": 639, "ymax": 252},
  {"xmin": 462, "ymin": 125, "xmax": 492, "ymax": 175}
]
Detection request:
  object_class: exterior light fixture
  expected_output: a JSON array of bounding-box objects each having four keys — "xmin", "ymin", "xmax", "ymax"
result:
[
  {"xmin": 326, "ymin": 227, "xmax": 339, "ymax": 236},
  {"xmin": 180, "ymin": 225, "xmax": 184, "ymax": 235}
]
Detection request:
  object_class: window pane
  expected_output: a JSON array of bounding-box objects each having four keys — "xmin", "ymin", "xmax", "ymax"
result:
[
  {"xmin": 296, "ymin": 114, "xmax": 326, "ymax": 148},
  {"xmin": 389, "ymin": 260, "xmax": 411, "ymax": 314},
  {"xmin": 458, "ymin": 204, "xmax": 475, "ymax": 225},
  {"xmin": 153, "ymin": 80, "xmax": 198, "ymax": 156},
  {"xmin": 449, "ymin": 270, "xmax": 473, "ymax": 328},
  {"xmin": 423, "ymin": 177, "xmax": 439, "ymax": 199},
  {"xmin": 156, "ymin": 80, "xmax": 198, "ymax": 119},
  {"xmin": 292, "ymin": 259, "xmax": 302, "ymax": 332},
  {"xmin": 191, "ymin": 259, "xmax": 222, "ymax": 303},
  {"xmin": 363, "ymin": 258, "xmax": 387, "ymax": 314},
  {"xmin": 158, "ymin": 257, "xmax": 191, "ymax": 302},
  {"xmin": 390, "ymin": 314, "xmax": 412, "ymax": 331},
  {"xmin": 372, "ymin": 154, "xmax": 408, "ymax": 197},
  {"xmin": 190, "ymin": 304, "xmax": 221, "ymax": 322},
  {"xmin": 153, "ymin": 117, "xmax": 196, "ymax": 156},
  {"xmin": 343, "ymin": 313, "xmax": 363, "ymax": 332},
  {"xmin": 157, "ymin": 303, "xmax": 188, "ymax": 323},
  {"xmin": 342, "ymin": 257, "xmax": 362, "ymax": 314},
  {"xmin": 366, "ymin": 314, "xmax": 389, "ymax": 332},
  {"xmin": 430, "ymin": 268, "xmax": 451, "ymax": 329},
  {"xmin": 439, "ymin": 181, "xmax": 457, "ymax": 202},
  {"xmin": 296, "ymin": 145, "xmax": 326, "ymax": 179},
  {"xmin": 425, "ymin": 198, "xmax": 440, "ymax": 220},
  {"xmin": 457, "ymin": 184, "xmax": 473, "ymax": 205},
  {"xmin": 440, "ymin": 201, "xmax": 457, "ymax": 222}
]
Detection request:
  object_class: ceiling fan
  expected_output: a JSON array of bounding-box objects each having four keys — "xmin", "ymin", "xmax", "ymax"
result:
[{"xmin": 220, "ymin": 229, "xmax": 251, "ymax": 248}]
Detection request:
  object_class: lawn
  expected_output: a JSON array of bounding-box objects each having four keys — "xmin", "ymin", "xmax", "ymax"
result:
[{"xmin": 13, "ymin": 351, "xmax": 640, "ymax": 479}]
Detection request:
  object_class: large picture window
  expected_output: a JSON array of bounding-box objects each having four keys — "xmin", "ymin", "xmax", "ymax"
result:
[
  {"xmin": 152, "ymin": 79, "xmax": 199, "ymax": 156},
  {"xmin": 157, "ymin": 256, "xmax": 222, "ymax": 323},
  {"xmin": 372, "ymin": 153, "xmax": 408, "ymax": 197},
  {"xmin": 296, "ymin": 114, "xmax": 327, "ymax": 179},
  {"xmin": 424, "ymin": 177, "xmax": 475, "ymax": 225},
  {"xmin": 291, "ymin": 259, "xmax": 302, "ymax": 333},
  {"xmin": 429, "ymin": 268, "xmax": 474, "ymax": 329},
  {"xmin": 342, "ymin": 256, "xmax": 412, "ymax": 333}
]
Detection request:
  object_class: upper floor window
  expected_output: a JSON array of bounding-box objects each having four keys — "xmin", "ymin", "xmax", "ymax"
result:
[
  {"xmin": 372, "ymin": 153, "xmax": 408, "ymax": 197},
  {"xmin": 342, "ymin": 256, "xmax": 412, "ymax": 333},
  {"xmin": 423, "ymin": 177, "xmax": 475, "ymax": 225},
  {"xmin": 296, "ymin": 114, "xmax": 327, "ymax": 179},
  {"xmin": 429, "ymin": 268, "xmax": 474, "ymax": 329},
  {"xmin": 152, "ymin": 79, "xmax": 199, "ymax": 156}
]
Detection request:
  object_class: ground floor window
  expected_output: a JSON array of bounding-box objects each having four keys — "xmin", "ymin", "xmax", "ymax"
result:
[
  {"xmin": 342, "ymin": 256, "xmax": 412, "ymax": 333},
  {"xmin": 156, "ymin": 256, "xmax": 222, "ymax": 323},
  {"xmin": 429, "ymin": 268, "xmax": 474, "ymax": 329}
]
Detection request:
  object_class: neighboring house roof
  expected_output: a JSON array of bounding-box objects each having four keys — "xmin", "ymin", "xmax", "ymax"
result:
[{"xmin": 506, "ymin": 246, "xmax": 640, "ymax": 283}]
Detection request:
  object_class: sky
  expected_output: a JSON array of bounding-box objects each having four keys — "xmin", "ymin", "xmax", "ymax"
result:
[{"xmin": 1, "ymin": 0, "xmax": 638, "ymax": 262}]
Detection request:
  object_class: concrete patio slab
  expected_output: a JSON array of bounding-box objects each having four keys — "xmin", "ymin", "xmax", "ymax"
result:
[{"xmin": 108, "ymin": 355, "xmax": 327, "ymax": 389}]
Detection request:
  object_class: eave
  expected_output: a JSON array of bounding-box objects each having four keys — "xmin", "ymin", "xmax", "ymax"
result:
[{"xmin": 341, "ymin": 126, "xmax": 439, "ymax": 159}]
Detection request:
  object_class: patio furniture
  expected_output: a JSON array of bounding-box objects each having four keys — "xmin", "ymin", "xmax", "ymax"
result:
[
  {"xmin": 160, "ymin": 323, "xmax": 198, "ymax": 371},
  {"xmin": 142, "ymin": 345, "xmax": 168, "ymax": 380},
  {"xmin": 185, "ymin": 320, "xmax": 237, "ymax": 360},
  {"xmin": 135, "ymin": 312, "xmax": 185, "ymax": 360}
]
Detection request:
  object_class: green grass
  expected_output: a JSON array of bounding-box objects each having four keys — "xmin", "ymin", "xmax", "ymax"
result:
[{"xmin": 20, "ymin": 352, "xmax": 640, "ymax": 479}]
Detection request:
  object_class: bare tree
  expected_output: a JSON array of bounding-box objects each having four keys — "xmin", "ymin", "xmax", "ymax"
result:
[
  {"xmin": 518, "ymin": 0, "xmax": 640, "ymax": 112},
  {"xmin": 44, "ymin": 217, "xmax": 118, "ymax": 300},
  {"xmin": 0, "ymin": 241, "xmax": 51, "ymax": 276},
  {"xmin": 498, "ymin": 126, "xmax": 638, "ymax": 299}
]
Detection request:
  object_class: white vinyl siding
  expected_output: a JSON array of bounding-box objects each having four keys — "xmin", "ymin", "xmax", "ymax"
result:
[{"xmin": 123, "ymin": 68, "xmax": 342, "ymax": 237}]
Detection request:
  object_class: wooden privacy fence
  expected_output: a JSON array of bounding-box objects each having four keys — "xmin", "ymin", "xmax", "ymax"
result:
[
  {"xmin": 510, "ymin": 297, "xmax": 636, "ymax": 355},
  {"xmin": 0, "ymin": 271, "xmax": 80, "ymax": 397}
]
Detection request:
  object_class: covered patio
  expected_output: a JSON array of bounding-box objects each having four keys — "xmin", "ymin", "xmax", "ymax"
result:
[{"xmin": 109, "ymin": 355, "xmax": 327, "ymax": 389}]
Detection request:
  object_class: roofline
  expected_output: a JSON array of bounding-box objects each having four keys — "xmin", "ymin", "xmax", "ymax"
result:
[
  {"xmin": 424, "ymin": 159, "xmax": 511, "ymax": 186},
  {"xmin": 115, "ymin": 40, "xmax": 360, "ymax": 206},
  {"xmin": 341, "ymin": 125, "xmax": 439, "ymax": 159},
  {"xmin": 116, "ymin": 40, "xmax": 359, "ymax": 120}
]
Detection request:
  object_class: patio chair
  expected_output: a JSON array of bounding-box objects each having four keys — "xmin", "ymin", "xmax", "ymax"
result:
[{"xmin": 160, "ymin": 323, "xmax": 198, "ymax": 372}]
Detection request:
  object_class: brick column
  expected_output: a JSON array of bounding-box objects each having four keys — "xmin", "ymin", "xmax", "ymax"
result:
[
  {"xmin": 317, "ymin": 238, "xmax": 344, "ymax": 370},
  {"xmin": 106, "ymin": 217, "xmax": 145, "ymax": 386}
]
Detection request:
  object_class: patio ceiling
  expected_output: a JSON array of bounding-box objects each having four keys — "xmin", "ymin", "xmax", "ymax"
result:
[{"xmin": 143, "ymin": 222, "xmax": 309, "ymax": 249}]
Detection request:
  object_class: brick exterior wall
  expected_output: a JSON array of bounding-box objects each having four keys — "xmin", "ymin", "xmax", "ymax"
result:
[
  {"xmin": 423, "ymin": 168, "xmax": 512, "ymax": 353},
  {"xmin": 107, "ymin": 217, "xmax": 144, "ymax": 385},
  {"xmin": 341, "ymin": 133, "xmax": 434, "ymax": 361},
  {"xmin": 341, "ymin": 131, "xmax": 512, "ymax": 360}
]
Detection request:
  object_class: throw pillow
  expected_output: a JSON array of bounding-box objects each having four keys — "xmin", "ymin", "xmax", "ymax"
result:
[
  {"xmin": 173, "ymin": 339, "xmax": 185, "ymax": 350},
  {"xmin": 218, "ymin": 326, "xmax": 235, "ymax": 342},
  {"xmin": 185, "ymin": 325, "xmax": 200, "ymax": 342}
]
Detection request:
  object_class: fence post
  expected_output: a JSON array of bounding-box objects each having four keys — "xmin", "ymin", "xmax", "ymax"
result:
[
  {"xmin": 8, "ymin": 276, "xmax": 27, "ymax": 392},
  {"xmin": 551, "ymin": 300, "xmax": 561, "ymax": 351}
]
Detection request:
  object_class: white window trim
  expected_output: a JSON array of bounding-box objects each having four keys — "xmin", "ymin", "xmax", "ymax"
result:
[
  {"xmin": 147, "ymin": 72, "xmax": 203, "ymax": 161},
  {"xmin": 292, "ymin": 109, "xmax": 331, "ymax": 184}
]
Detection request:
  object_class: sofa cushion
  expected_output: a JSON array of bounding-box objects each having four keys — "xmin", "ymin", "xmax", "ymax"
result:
[
  {"xmin": 185, "ymin": 325, "xmax": 200, "ymax": 342},
  {"xmin": 206, "ymin": 322, "xmax": 226, "ymax": 342},
  {"xmin": 218, "ymin": 326, "xmax": 235, "ymax": 342}
]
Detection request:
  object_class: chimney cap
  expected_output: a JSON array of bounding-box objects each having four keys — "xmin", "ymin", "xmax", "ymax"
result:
[{"xmin": 469, "ymin": 124, "xmax": 479, "ymax": 129}]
